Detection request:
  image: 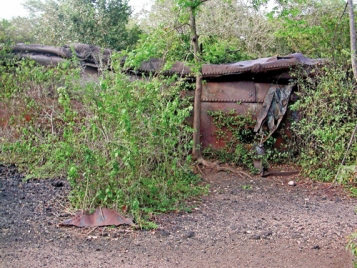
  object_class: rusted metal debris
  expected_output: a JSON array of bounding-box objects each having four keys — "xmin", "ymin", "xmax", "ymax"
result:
[
  {"xmin": 201, "ymin": 53, "xmax": 321, "ymax": 78},
  {"xmin": 60, "ymin": 208, "xmax": 135, "ymax": 227},
  {"xmin": 2, "ymin": 43, "xmax": 324, "ymax": 155},
  {"xmin": 5, "ymin": 44, "xmax": 322, "ymax": 78},
  {"xmin": 6, "ymin": 43, "xmax": 113, "ymax": 75}
]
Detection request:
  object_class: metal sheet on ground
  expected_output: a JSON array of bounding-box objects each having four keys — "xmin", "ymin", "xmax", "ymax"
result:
[{"xmin": 60, "ymin": 208, "xmax": 134, "ymax": 227}]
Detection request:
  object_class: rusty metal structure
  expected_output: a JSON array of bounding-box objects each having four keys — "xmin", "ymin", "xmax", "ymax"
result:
[{"xmin": 3, "ymin": 44, "xmax": 323, "ymax": 153}]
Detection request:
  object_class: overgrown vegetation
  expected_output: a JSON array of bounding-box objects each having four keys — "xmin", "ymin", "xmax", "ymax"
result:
[
  {"xmin": 271, "ymin": 0, "xmax": 350, "ymax": 62},
  {"xmin": 203, "ymin": 110, "xmax": 291, "ymax": 173},
  {"xmin": 0, "ymin": 55, "xmax": 206, "ymax": 226},
  {"xmin": 1, "ymin": 0, "xmax": 357, "ymax": 235},
  {"xmin": 291, "ymin": 65, "xmax": 357, "ymax": 182}
]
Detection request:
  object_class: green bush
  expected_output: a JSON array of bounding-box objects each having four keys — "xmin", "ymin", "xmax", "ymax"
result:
[
  {"xmin": 291, "ymin": 65, "xmax": 357, "ymax": 182},
  {"xmin": 0, "ymin": 57, "xmax": 205, "ymax": 226}
]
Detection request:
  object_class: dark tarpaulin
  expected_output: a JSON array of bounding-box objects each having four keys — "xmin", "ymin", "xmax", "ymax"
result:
[{"xmin": 254, "ymin": 84, "xmax": 295, "ymax": 140}]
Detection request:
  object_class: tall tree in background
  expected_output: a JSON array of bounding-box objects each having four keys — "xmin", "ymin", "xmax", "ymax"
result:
[
  {"xmin": 22, "ymin": 0, "xmax": 140, "ymax": 50},
  {"xmin": 270, "ymin": 0, "xmax": 350, "ymax": 62},
  {"xmin": 138, "ymin": 0, "xmax": 277, "ymax": 61}
]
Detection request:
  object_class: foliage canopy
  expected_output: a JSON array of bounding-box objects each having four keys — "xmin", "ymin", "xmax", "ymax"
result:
[{"xmin": 1, "ymin": 0, "xmax": 141, "ymax": 50}]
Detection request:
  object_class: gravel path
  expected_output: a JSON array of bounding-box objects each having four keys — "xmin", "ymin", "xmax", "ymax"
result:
[{"xmin": 0, "ymin": 164, "xmax": 356, "ymax": 267}]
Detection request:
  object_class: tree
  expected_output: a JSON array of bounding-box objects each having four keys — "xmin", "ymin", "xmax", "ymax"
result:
[
  {"xmin": 129, "ymin": 0, "xmax": 272, "ymax": 159},
  {"xmin": 187, "ymin": 0, "xmax": 204, "ymax": 158},
  {"xmin": 138, "ymin": 0, "xmax": 278, "ymax": 60},
  {"xmin": 0, "ymin": 17, "xmax": 36, "ymax": 45},
  {"xmin": 270, "ymin": 0, "xmax": 350, "ymax": 62},
  {"xmin": 22, "ymin": 0, "xmax": 141, "ymax": 50},
  {"xmin": 348, "ymin": 0, "xmax": 357, "ymax": 81}
]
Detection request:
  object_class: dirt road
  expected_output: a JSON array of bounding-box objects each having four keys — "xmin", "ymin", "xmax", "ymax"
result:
[{"xmin": 0, "ymin": 164, "xmax": 355, "ymax": 267}]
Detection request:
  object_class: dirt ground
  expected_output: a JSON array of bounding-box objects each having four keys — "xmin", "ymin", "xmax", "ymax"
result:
[{"xmin": 0, "ymin": 164, "xmax": 356, "ymax": 268}]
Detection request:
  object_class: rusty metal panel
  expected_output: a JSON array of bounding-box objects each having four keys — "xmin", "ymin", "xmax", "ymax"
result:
[
  {"xmin": 255, "ymin": 83, "xmax": 270, "ymax": 103},
  {"xmin": 202, "ymin": 53, "xmax": 323, "ymax": 78},
  {"xmin": 202, "ymin": 81, "xmax": 256, "ymax": 103},
  {"xmin": 200, "ymin": 82, "xmax": 296, "ymax": 150},
  {"xmin": 201, "ymin": 102, "xmax": 262, "ymax": 149}
]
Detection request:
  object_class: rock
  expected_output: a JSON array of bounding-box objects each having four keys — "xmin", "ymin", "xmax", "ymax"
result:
[
  {"xmin": 262, "ymin": 231, "xmax": 273, "ymax": 238},
  {"xmin": 335, "ymin": 197, "xmax": 342, "ymax": 203},
  {"xmin": 155, "ymin": 230, "xmax": 171, "ymax": 238},
  {"xmin": 111, "ymin": 233, "xmax": 119, "ymax": 238},
  {"xmin": 51, "ymin": 181, "xmax": 64, "ymax": 187},
  {"xmin": 251, "ymin": 235, "xmax": 261, "ymax": 240},
  {"xmin": 312, "ymin": 245, "xmax": 320, "ymax": 250},
  {"xmin": 183, "ymin": 231, "xmax": 195, "ymax": 239},
  {"xmin": 288, "ymin": 181, "xmax": 296, "ymax": 186}
]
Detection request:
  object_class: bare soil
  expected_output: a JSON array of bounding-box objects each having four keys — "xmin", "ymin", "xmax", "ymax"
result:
[{"xmin": 0, "ymin": 164, "xmax": 356, "ymax": 268}]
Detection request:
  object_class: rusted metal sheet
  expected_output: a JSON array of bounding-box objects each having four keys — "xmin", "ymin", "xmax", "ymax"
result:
[
  {"xmin": 201, "ymin": 102, "xmax": 261, "ymax": 149},
  {"xmin": 60, "ymin": 208, "xmax": 135, "ymax": 227},
  {"xmin": 202, "ymin": 53, "xmax": 322, "ymax": 78},
  {"xmin": 200, "ymin": 81, "xmax": 291, "ymax": 150},
  {"xmin": 202, "ymin": 81, "xmax": 256, "ymax": 103},
  {"xmin": 255, "ymin": 83, "xmax": 272, "ymax": 103},
  {"xmin": 2, "ymin": 44, "xmax": 323, "ymax": 152},
  {"xmin": 6, "ymin": 44, "xmax": 323, "ymax": 78}
]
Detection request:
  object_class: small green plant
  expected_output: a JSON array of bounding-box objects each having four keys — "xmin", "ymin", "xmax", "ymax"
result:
[
  {"xmin": 347, "ymin": 232, "xmax": 357, "ymax": 268},
  {"xmin": 242, "ymin": 184, "xmax": 252, "ymax": 190},
  {"xmin": 350, "ymin": 188, "xmax": 357, "ymax": 198}
]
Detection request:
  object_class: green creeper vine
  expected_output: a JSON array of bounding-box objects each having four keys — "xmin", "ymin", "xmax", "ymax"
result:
[{"xmin": 203, "ymin": 110, "xmax": 291, "ymax": 172}]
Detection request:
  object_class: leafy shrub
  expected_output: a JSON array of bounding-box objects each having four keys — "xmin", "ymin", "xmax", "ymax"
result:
[
  {"xmin": 0, "ymin": 56, "xmax": 205, "ymax": 225},
  {"xmin": 291, "ymin": 65, "xmax": 357, "ymax": 181}
]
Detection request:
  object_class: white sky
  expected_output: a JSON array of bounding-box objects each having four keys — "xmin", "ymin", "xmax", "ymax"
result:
[{"xmin": 0, "ymin": 0, "xmax": 152, "ymax": 20}]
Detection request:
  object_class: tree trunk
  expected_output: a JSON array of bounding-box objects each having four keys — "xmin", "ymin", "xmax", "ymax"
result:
[
  {"xmin": 348, "ymin": 0, "xmax": 357, "ymax": 82},
  {"xmin": 190, "ymin": 5, "xmax": 203, "ymax": 159}
]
